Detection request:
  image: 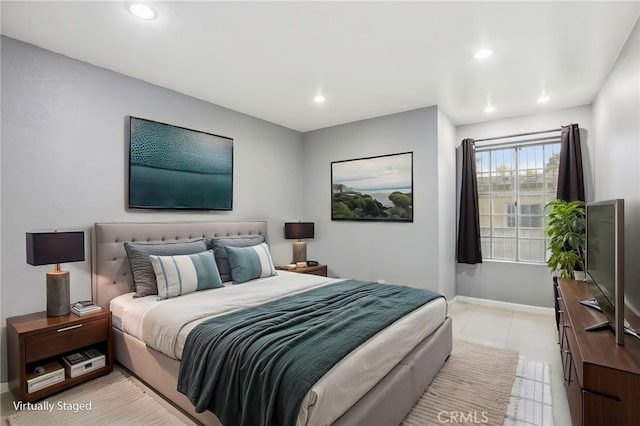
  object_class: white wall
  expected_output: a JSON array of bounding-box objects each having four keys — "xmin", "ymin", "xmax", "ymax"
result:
[
  {"xmin": 302, "ymin": 107, "xmax": 449, "ymax": 295},
  {"xmin": 456, "ymin": 105, "xmax": 593, "ymax": 307},
  {"xmin": 592, "ymin": 18, "xmax": 640, "ymax": 313},
  {"xmin": 0, "ymin": 37, "xmax": 304, "ymax": 382}
]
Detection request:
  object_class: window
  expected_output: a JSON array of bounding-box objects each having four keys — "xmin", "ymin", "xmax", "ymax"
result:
[
  {"xmin": 476, "ymin": 141, "xmax": 561, "ymax": 262},
  {"xmin": 506, "ymin": 204, "xmax": 544, "ymax": 228}
]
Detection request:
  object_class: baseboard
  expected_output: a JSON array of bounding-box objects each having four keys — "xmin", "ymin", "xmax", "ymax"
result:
[{"xmin": 454, "ymin": 295, "xmax": 554, "ymax": 315}]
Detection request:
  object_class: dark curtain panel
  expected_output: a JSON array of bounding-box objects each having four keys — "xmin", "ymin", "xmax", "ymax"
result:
[
  {"xmin": 557, "ymin": 124, "xmax": 585, "ymax": 202},
  {"xmin": 457, "ymin": 138, "xmax": 482, "ymax": 264}
]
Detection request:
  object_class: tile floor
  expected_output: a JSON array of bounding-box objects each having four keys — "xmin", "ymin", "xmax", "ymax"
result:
[
  {"xmin": 448, "ymin": 299, "xmax": 572, "ymax": 426},
  {"xmin": 2, "ymin": 300, "xmax": 573, "ymax": 426}
]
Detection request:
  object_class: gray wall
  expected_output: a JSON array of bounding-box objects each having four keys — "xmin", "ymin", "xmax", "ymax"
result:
[
  {"xmin": 456, "ymin": 105, "xmax": 594, "ymax": 308},
  {"xmin": 592, "ymin": 18, "xmax": 640, "ymax": 313},
  {"xmin": 301, "ymin": 106, "xmax": 456, "ymax": 299},
  {"xmin": 437, "ymin": 108, "xmax": 457, "ymax": 298},
  {"xmin": 0, "ymin": 37, "xmax": 304, "ymax": 382}
]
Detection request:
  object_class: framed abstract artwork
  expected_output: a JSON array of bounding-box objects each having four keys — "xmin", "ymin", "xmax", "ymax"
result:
[
  {"xmin": 331, "ymin": 152, "xmax": 413, "ymax": 222},
  {"xmin": 128, "ymin": 116, "xmax": 233, "ymax": 210}
]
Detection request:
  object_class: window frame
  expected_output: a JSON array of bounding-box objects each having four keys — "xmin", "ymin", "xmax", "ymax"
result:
[{"xmin": 475, "ymin": 138, "xmax": 561, "ymax": 263}]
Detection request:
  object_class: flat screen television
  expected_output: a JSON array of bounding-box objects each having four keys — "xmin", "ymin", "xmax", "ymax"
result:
[
  {"xmin": 128, "ymin": 116, "xmax": 233, "ymax": 210},
  {"xmin": 584, "ymin": 199, "xmax": 625, "ymax": 345}
]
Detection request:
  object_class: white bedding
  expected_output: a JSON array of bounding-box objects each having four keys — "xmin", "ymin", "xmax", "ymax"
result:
[{"xmin": 110, "ymin": 271, "xmax": 447, "ymax": 426}]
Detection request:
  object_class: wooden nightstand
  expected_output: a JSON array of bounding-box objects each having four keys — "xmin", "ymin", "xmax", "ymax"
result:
[
  {"xmin": 7, "ymin": 309, "xmax": 113, "ymax": 402},
  {"xmin": 276, "ymin": 264, "xmax": 328, "ymax": 277}
]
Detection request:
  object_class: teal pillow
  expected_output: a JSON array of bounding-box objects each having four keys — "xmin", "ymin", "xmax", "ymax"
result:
[
  {"xmin": 149, "ymin": 250, "xmax": 223, "ymax": 299},
  {"xmin": 207, "ymin": 235, "xmax": 266, "ymax": 282},
  {"xmin": 224, "ymin": 243, "xmax": 277, "ymax": 284}
]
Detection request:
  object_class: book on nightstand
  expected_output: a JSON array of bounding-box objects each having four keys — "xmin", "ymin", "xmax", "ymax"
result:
[
  {"xmin": 279, "ymin": 264, "xmax": 297, "ymax": 270},
  {"xmin": 71, "ymin": 301, "xmax": 101, "ymax": 316},
  {"xmin": 62, "ymin": 352, "xmax": 89, "ymax": 365}
]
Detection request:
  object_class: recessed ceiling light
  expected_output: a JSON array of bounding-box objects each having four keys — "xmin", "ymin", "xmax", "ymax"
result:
[
  {"xmin": 129, "ymin": 3, "xmax": 156, "ymax": 20},
  {"xmin": 537, "ymin": 95, "xmax": 551, "ymax": 103},
  {"xmin": 314, "ymin": 95, "xmax": 326, "ymax": 103},
  {"xmin": 484, "ymin": 105, "xmax": 495, "ymax": 113},
  {"xmin": 474, "ymin": 49, "xmax": 493, "ymax": 60}
]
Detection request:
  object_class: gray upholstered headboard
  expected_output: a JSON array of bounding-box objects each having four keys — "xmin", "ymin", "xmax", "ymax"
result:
[{"xmin": 92, "ymin": 221, "xmax": 268, "ymax": 309}]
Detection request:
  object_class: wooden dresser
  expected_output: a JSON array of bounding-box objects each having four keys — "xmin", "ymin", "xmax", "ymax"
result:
[{"xmin": 557, "ymin": 278, "xmax": 640, "ymax": 425}]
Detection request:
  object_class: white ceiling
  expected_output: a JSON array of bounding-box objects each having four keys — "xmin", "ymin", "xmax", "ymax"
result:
[{"xmin": 2, "ymin": 1, "xmax": 639, "ymax": 132}]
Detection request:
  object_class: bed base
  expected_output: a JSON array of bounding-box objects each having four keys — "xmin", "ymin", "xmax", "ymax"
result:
[{"xmin": 114, "ymin": 317, "xmax": 452, "ymax": 426}]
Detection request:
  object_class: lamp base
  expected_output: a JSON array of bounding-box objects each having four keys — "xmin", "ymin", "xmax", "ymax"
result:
[
  {"xmin": 292, "ymin": 241, "xmax": 307, "ymax": 264},
  {"xmin": 47, "ymin": 270, "xmax": 70, "ymax": 317}
]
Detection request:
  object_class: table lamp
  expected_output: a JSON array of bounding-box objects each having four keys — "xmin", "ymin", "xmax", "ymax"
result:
[
  {"xmin": 284, "ymin": 222, "xmax": 315, "ymax": 265},
  {"xmin": 26, "ymin": 231, "xmax": 85, "ymax": 316}
]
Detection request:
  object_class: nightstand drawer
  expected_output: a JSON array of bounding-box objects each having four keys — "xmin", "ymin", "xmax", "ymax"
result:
[{"xmin": 25, "ymin": 317, "xmax": 109, "ymax": 363}]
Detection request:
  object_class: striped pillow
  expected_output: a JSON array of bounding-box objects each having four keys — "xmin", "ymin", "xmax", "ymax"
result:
[
  {"xmin": 149, "ymin": 250, "xmax": 223, "ymax": 299},
  {"xmin": 224, "ymin": 243, "xmax": 277, "ymax": 284}
]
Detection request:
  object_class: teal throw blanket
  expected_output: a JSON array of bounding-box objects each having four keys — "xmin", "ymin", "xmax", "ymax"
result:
[{"xmin": 177, "ymin": 280, "xmax": 443, "ymax": 426}]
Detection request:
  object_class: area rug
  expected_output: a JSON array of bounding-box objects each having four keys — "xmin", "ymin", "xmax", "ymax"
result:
[
  {"xmin": 7, "ymin": 369, "xmax": 186, "ymax": 426},
  {"xmin": 9, "ymin": 339, "xmax": 520, "ymax": 426},
  {"xmin": 402, "ymin": 338, "xmax": 519, "ymax": 426}
]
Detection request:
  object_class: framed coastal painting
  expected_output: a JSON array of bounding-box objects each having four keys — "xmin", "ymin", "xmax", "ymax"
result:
[
  {"xmin": 128, "ymin": 116, "xmax": 233, "ymax": 210},
  {"xmin": 331, "ymin": 151, "xmax": 413, "ymax": 222}
]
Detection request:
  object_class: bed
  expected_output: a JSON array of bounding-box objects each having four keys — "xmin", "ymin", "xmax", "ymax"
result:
[{"xmin": 92, "ymin": 221, "xmax": 452, "ymax": 426}]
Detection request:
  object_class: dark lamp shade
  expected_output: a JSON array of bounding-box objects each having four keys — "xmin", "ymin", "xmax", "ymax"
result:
[
  {"xmin": 26, "ymin": 231, "xmax": 85, "ymax": 266},
  {"xmin": 284, "ymin": 222, "xmax": 315, "ymax": 240}
]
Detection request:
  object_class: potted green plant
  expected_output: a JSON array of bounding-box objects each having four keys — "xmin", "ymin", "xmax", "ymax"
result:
[{"xmin": 546, "ymin": 199, "xmax": 586, "ymax": 279}]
